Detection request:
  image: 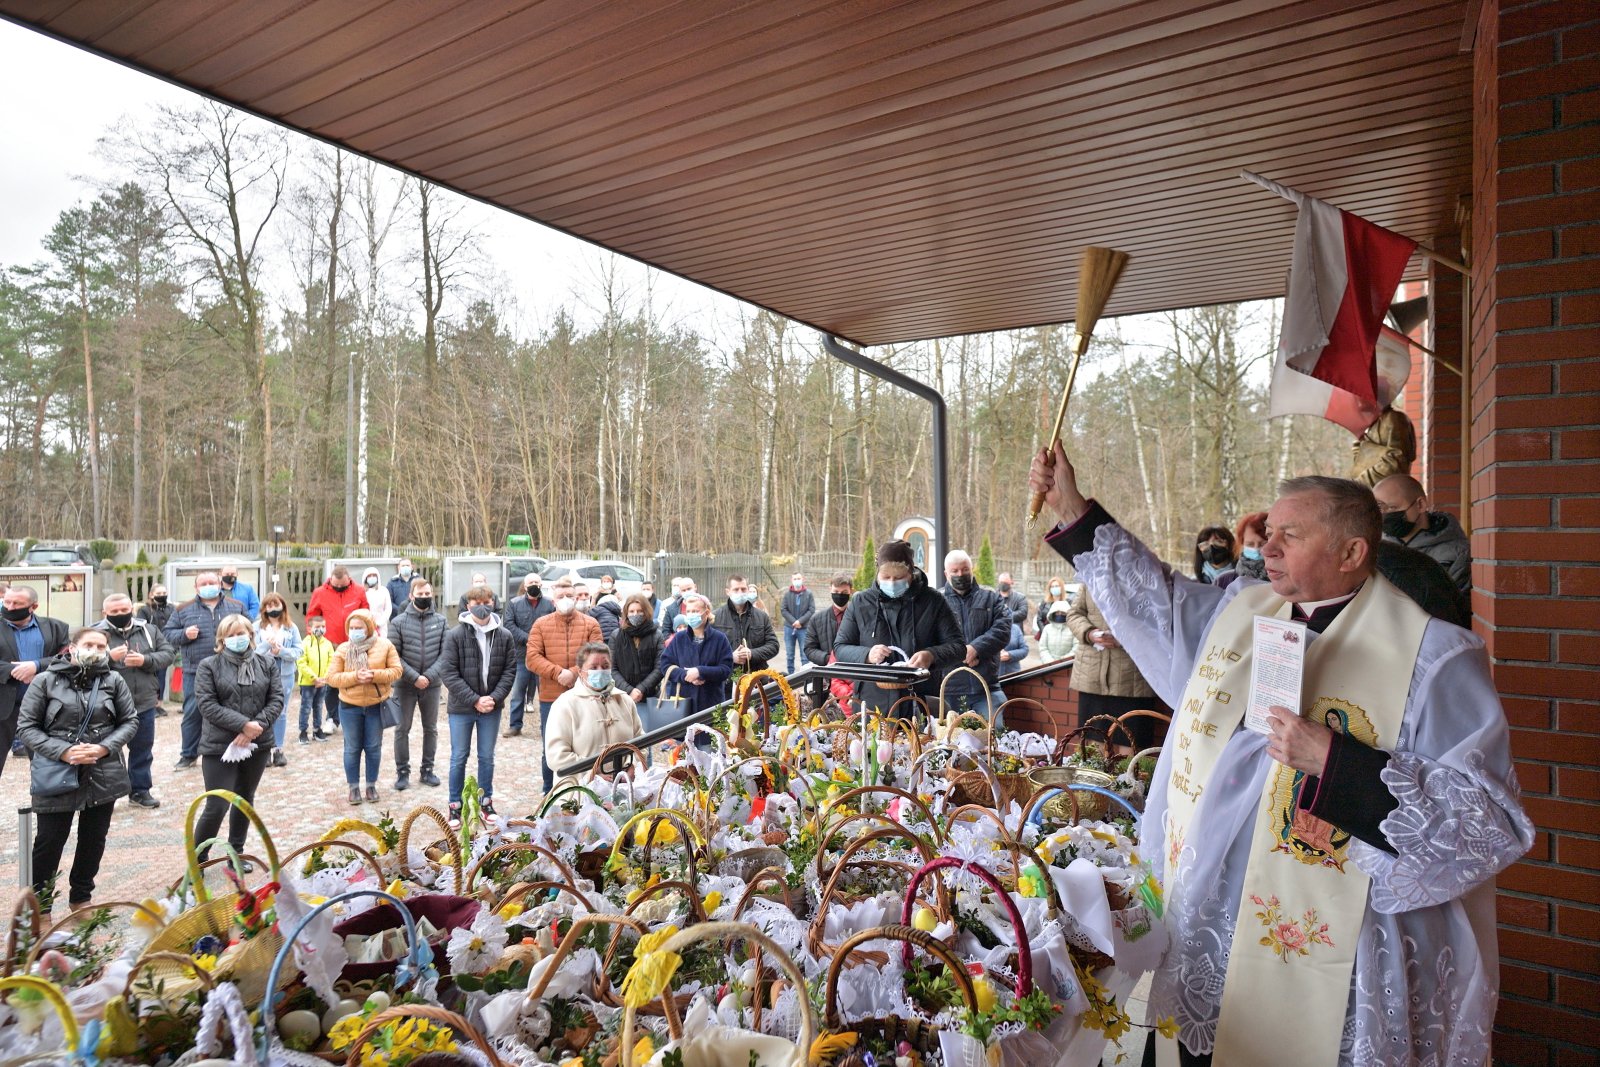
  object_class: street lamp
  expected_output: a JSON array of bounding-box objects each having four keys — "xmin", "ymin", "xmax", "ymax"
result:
[{"xmin": 271, "ymin": 525, "xmax": 285, "ymax": 591}]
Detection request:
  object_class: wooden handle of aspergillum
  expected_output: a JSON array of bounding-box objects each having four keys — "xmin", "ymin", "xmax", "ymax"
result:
[{"xmin": 1027, "ymin": 342, "xmax": 1087, "ymax": 524}]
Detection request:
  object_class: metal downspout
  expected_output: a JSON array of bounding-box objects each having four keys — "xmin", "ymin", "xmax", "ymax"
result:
[{"xmin": 821, "ymin": 334, "xmax": 949, "ymax": 562}]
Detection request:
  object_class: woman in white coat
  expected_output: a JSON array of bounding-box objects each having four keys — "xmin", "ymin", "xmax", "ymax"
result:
[
  {"xmin": 544, "ymin": 642, "xmax": 642, "ymax": 775},
  {"xmin": 362, "ymin": 566, "xmax": 393, "ymax": 636}
]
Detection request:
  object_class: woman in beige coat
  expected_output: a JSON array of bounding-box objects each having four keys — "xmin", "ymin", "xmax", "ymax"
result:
[
  {"xmin": 1065, "ymin": 587, "xmax": 1162, "ymax": 749},
  {"xmin": 544, "ymin": 642, "xmax": 643, "ymax": 776},
  {"xmin": 326, "ymin": 608, "xmax": 403, "ymax": 804}
]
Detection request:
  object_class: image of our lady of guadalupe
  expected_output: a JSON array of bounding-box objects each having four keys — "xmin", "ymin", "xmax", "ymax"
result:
[{"xmin": 1272, "ymin": 706, "xmax": 1360, "ymax": 871}]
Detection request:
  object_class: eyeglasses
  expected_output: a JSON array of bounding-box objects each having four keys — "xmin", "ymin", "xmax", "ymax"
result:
[{"xmin": 1197, "ymin": 539, "xmax": 1227, "ymax": 549}]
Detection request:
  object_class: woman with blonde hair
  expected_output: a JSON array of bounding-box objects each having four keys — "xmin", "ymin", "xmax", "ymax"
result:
[
  {"xmin": 327, "ymin": 608, "xmax": 402, "ymax": 805},
  {"xmin": 192, "ymin": 614, "xmax": 283, "ymax": 862},
  {"xmin": 255, "ymin": 592, "xmax": 301, "ymax": 768}
]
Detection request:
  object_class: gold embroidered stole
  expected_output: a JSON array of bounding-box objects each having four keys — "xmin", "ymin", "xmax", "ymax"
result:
[{"xmin": 1162, "ymin": 577, "xmax": 1427, "ymax": 1066}]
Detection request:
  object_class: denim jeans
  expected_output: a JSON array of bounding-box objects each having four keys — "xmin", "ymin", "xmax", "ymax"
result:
[
  {"xmin": 298, "ymin": 685, "xmax": 328, "ymax": 734},
  {"xmin": 448, "ymin": 710, "xmax": 500, "ymax": 805},
  {"xmin": 340, "ymin": 704, "xmax": 383, "ymax": 785},
  {"xmin": 128, "ymin": 707, "xmax": 158, "ymax": 793},
  {"xmin": 784, "ymin": 629, "xmax": 804, "ymax": 673},
  {"xmin": 537, "ymin": 700, "xmax": 554, "ymax": 791},
  {"xmin": 273, "ymin": 675, "xmax": 293, "ymax": 748},
  {"xmin": 179, "ymin": 668, "xmax": 203, "ymax": 760},
  {"xmin": 507, "ymin": 663, "xmax": 537, "ymax": 730}
]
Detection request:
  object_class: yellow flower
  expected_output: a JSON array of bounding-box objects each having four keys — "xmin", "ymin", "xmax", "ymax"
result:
[
  {"xmin": 189, "ymin": 953, "xmax": 218, "ymax": 976},
  {"xmin": 131, "ymin": 898, "xmax": 166, "ymax": 933},
  {"xmin": 830, "ymin": 767, "xmax": 852, "ymax": 783},
  {"xmin": 632, "ymin": 1035, "xmax": 656, "ymax": 1065},
  {"xmin": 328, "ymin": 1013, "xmax": 367, "ymax": 1051},
  {"xmin": 620, "ymin": 948, "xmax": 682, "ymax": 1009},
  {"xmin": 386, "ymin": 878, "xmax": 409, "ymax": 899},
  {"xmin": 809, "ymin": 1031, "xmax": 858, "ymax": 1065},
  {"xmin": 1155, "ymin": 1017, "xmax": 1180, "ymax": 1040},
  {"xmin": 972, "ymin": 976, "xmax": 996, "ymax": 1014},
  {"xmin": 702, "ymin": 891, "xmax": 723, "ymax": 913},
  {"xmin": 645, "ymin": 819, "xmax": 680, "ymax": 846},
  {"xmin": 497, "ymin": 901, "xmax": 525, "ymax": 920}
]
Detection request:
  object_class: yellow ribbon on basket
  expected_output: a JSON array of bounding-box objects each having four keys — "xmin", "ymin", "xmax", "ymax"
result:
[{"xmin": 619, "ymin": 924, "xmax": 682, "ymax": 1009}]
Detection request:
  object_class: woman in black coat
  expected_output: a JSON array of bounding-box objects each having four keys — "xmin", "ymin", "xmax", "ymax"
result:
[
  {"xmin": 608, "ymin": 594, "xmax": 664, "ymax": 720},
  {"xmin": 17, "ymin": 627, "xmax": 139, "ymax": 908},
  {"xmin": 833, "ymin": 539, "xmax": 964, "ymax": 717},
  {"xmin": 192, "ymin": 615, "xmax": 284, "ymax": 863}
]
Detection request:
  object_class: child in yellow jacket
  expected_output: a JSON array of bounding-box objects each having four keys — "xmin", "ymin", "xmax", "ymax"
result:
[{"xmin": 296, "ymin": 617, "xmax": 336, "ymax": 742}]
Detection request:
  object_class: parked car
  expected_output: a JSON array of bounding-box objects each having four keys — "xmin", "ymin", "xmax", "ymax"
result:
[
  {"xmin": 507, "ymin": 556, "xmax": 550, "ymax": 593},
  {"xmin": 24, "ymin": 544, "xmax": 99, "ymax": 567},
  {"xmin": 539, "ymin": 559, "xmax": 646, "ymax": 600}
]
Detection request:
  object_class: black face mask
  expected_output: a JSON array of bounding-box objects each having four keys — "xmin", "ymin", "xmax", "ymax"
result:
[
  {"xmin": 949, "ymin": 574, "xmax": 974, "ymax": 594},
  {"xmin": 998, "ymin": 582, "xmax": 1011, "ymax": 594},
  {"xmin": 3, "ymin": 606, "xmax": 32, "ymax": 623},
  {"xmin": 151, "ymin": 596, "xmax": 167, "ymax": 607},
  {"xmin": 831, "ymin": 591, "xmax": 850, "ymax": 608},
  {"xmin": 1382, "ymin": 511, "xmax": 1415, "ymax": 539},
  {"xmin": 413, "ymin": 597, "xmax": 433, "ymax": 612},
  {"xmin": 526, "ymin": 587, "xmax": 541, "ymax": 600},
  {"xmin": 221, "ymin": 575, "xmax": 237, "ymax": 586},
  {"xmin": 106, "ymin": 612, "xmax": 134, "ymax": 630},
  {"xmin": 265, "ymin": 608, "xmax": 283, "ymax": 618},
  {"xmin": 1203, "ymin": 545, "xmax": 1232, "ymax": 566}
]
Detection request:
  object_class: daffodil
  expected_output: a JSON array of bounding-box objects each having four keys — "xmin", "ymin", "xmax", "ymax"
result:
[{"xmin": 702, "ymin": 891, "xmax": 723, "ymax": 913}]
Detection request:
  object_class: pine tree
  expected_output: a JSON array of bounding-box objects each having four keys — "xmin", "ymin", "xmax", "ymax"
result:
[
  {"xmin": 855, "ymin": 536, "xmax": 877, "ymax": 592},
  {"xmin": 976, "ymin": 535, "xmax": 997, "ymax": 588}
]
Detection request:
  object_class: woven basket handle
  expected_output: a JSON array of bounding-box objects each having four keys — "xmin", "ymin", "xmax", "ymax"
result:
[
  {"xmin": 344, "ymin": 1004, "xmax": 506, "ymax": 1067},
  {"xmin": 823, "ymin": 923, "xmax": 978, "ymax": 1030},
  {"xmin": 182, "ymin": 789, "xmax": 281, "ymax": 902},
  {"xmin": 901, "ymin": 857, "xmax": 1034, "ymax": 996}
]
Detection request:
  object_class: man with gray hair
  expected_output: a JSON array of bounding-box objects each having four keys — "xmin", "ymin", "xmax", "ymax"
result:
[
  {"xmin": 939, "ymin": 549, "xmax": 1012, "ymax": 715},
  {"xmin": 0, "ymin": 585, "xmax": 70, "ymax": 780},
  {"xmin": 1029, "ymin": 445, "xmax": 1532, "ymax": 1067},
  {"xmin": 95, "ymin": 592, "xmax": 175, "ymax": 808}
]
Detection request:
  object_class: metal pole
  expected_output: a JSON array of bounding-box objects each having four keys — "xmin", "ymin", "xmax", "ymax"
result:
[
  {"xmin": 17, "ymin": 807, "xmax": 33, "ymax": 889},
  {"xmin": 344, "ymin": 348, "xmax": 356, "ymax": 545},
  {"xmin": 821, "ymin": 334, "xmax": 949, "ymax": 565}
]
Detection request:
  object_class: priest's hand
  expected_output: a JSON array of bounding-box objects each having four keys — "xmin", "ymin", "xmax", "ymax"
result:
[
  {"xmin": 1028, "ymin": 441, "xmax": 1091, "ymax": 525},
  {"xmin": 1265, "ymin": 705, "xmax": 1334, "ymax": 774}
]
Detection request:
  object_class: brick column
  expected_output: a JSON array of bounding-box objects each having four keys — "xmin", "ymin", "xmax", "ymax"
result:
[
  {"xmin": 1471, "ymin": 2, "xmax": 1600, "ymax": 1063},
  {"xmin": 1426, "ymin": 257, "xmax": 1466, "ymax": 520}
]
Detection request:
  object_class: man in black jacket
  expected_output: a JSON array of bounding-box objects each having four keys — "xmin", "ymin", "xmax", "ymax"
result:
[
  {"xmin": 389, "ymin": 578, "xmax": 448, "ymax": 791},
  {"xmin": 803, "ymin": 573, "xmax": 854, "ymax": 705},
  {"xmin": 712, "ymin": 574, "xmax": 780, "ymax": 673},
  {"xmin": 439, "ymin": 585, "xmax": 519, "ymax": 820},
  {"xmin": 940, "ymin": 550, "xmax": 1013, "ymax": 719},
  {"xmin": 996, "ymin": 572, "xmax": 1030, "ymax": 628},
  {"xmin": 95, "ymin": 592, "xmax": 175, "ymax": 808},
  {"xmin": 0, "ymin": 585, "xmax": 70, "ymax": 780},
  {"xmin": 780, "ymin": 573, "xmax": 815, "ymax": 675},
  {"xmin": 503, "ymin": 574, "xmax": 552, "ymax": 737}
]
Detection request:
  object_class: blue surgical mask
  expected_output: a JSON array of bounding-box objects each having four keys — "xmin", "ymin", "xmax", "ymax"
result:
[
  {"xmin": 878, "ymin": 578, "xmax": 910, "ymax": 599},
  {"xmin": 198, "ymin": 585, "xmax": 221, "ymax": 600},
  {"xmin": 223, "ymin": 634, "xmax": 250, "ymax": 653},
  {"xmin": 732, "ymin": 591, "xmax": 755, "ymax": 606},
  {"xmin": 586, "ymin": 668, "xmax": 612, "ymax": 692},
  {"xmin": 1241, "ymin": 547, "xmax": 1263, "ymax": 561},
  {"xmin": 685, "ymin": 613, "xmax": 704, "ymax": 629},
  {"xmin": 348, "ymin": 627, "xmax": 368, "ymax": 642}
]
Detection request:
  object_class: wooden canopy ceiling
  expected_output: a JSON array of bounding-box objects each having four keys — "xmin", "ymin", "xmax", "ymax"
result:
[{"xmin": 1, "ymin": 0, "xmax": 1473, "ymax": 346}]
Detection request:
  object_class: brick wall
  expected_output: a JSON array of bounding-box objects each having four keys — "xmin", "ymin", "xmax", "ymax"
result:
[
  {"xmin": 1426, "ymin": 258, "xmax": 1467, "ymax": 520},
  {"xmin": 998, "ymin": 661, "xmax": 1079, "ymax": 737},
  {"xmin": 1471, "ymin": 2, "xmax": 1600, "ymax": 1063}
]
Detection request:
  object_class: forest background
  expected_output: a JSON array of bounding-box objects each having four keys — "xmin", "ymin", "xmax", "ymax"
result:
[{"xmin": 0, "ymin": 99, "xmax": 1355, "ymax": 567}]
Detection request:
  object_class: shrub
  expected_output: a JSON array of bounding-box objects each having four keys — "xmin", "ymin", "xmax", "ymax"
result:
[
  {"xmin": 89, "ymin": 539, "xmax": 118, "ymax": 563},
  {"xmin": 976, "ymin": 535, "xmax": 997, "ymax": 588},
  {"xmin": 854, "ymin": 536, "xmax": 876, "ymax": 593}
]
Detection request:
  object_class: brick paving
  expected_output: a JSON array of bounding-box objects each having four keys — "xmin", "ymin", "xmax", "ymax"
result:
[{"xmin": 0, "ymin": 693, "xmax": 553, "ymax": 916}]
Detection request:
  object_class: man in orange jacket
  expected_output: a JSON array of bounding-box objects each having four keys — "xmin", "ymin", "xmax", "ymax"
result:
[{"xmin": 526, "ymin": 576, "xmax": 601, "ymax": 791}]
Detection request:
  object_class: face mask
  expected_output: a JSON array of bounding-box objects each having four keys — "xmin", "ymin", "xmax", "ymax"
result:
[
  {"xmin": 365, "ymin": 576, "xmax": 379, "ymax": 587},
  {"xmin": 791, "ymin": 581, "xmax": 804, "ymax": 591},
  {"xmin": 555, "ymin": 597, "xmax": 576, "ymax": 615},
  {"xmin": 399, "ymin": 567, "xmax": 412, "ymax": 578},
  {"xmin": 1382, "ymin": 511, "xmax": 1415, "ymax": 538},
  {"xmin": 223, "ymin": 634, "xmax": 251, "ymax": 653},
  {"xmin": 1049, "ymin": 613, "xmax": 1068, "ymax": 625},
  {"xmin": 685, "ymin": 613, "xmax": 704, "ymax": 629},
  {"xmin": 1050, "ymin": 585, "xmax": 1063, "ymax": 596},
  {"xmin": 1241, "ymin": 547, "xmax": 1263, "ymax": 561},
  {"xmin": 331, "ymin": 582, "xmax": 349, "ymax": 592},
  {"xmin": 412, "ymin": 597, "xmax": 433, "ymax": 612},
  {"xmin": 75, "ymin": 647, "xmax": 109, "ymax": 669},
  {"xmin": 949, "ymin": 574, "xmax": 973, "ymax": 594},
  {"xmin": 265, "ymin": 607, "xmax": 283, "ymax": 618},
  {"xmin": 469, "ymin": 603, "xmax": 492, "ymax": 620},
  {"xmin": 878, "ymin": 578, "xmax": 910, "ymax": 599},
  {"xmin": 627, "ymin": 612, "xmax": 646, "ymax": 625},
  {"xmin": 526, "ymin": 585, "xmax": 541, "ymax": 599},
  {"xmin": 151, "ymin": 595, "xmax": 167, "ymax": 606},
  {"xmin": 831, "ymin": 591, "xmax": 850, "ymax": 608},
  {"xmin": 347, "ymin": 627, "xmax": 368, "ymax": 642},
  {"xmin": 221, "ymin": 575, "xmax": 237, "ymax": 586},
  {"xmin": 586, "ymin": 668, "xmax": 612, "ymax": 691},
  {"xmin": 733, "ymin": 591, "xmax": 757, "ymax": 606},
  {"xmin": 3, "ymin": 605, "xmax": 32, "ymax": 623},
  {"xmin": 1204, "ymin": 545, "xmax": 1231, "ymax": 565},
  {"xmin": 106, "ymin": 612, "xmax": 134, "ymax": 630},
  {"xmin": 197, "ymin": 585, "xmax": 221, "ymax": 600},
  {"xmin": 311, "ymin": 629, "xmax": 326, "ymax": 638},
  {"xmin": 998, "ymin": 582, "xmax": 1012, "ymax": 594}
]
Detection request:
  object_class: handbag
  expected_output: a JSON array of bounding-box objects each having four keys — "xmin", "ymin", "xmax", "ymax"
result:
[
  {"xmin": 30, "ymin": 679, "xmax": 104, "ymax": 798},
  {"xmin": 379, "ymin": 699, "xmax": 402, "ymax": 730}
]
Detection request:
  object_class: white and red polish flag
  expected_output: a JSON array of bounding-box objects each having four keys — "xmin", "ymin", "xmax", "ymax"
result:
[{"xmin": 1244, "ymin": 171, "xmax": 1418, "ymax": 435}]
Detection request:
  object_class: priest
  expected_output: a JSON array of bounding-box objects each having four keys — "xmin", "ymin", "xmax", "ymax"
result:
[{"xmin": 1028, "ymin": 443, "xmax": 1533, "ymax": 1067}]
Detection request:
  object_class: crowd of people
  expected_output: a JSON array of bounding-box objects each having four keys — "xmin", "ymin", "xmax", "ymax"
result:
[{"xmin": 0, "ymin": 465, "xmax": 1479, "ymax": 912}]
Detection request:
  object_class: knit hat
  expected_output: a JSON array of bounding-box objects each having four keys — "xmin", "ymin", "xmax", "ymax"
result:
[{"xmin": 876, "ymin": 540, "xmax": 915, "ymax": 568}]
